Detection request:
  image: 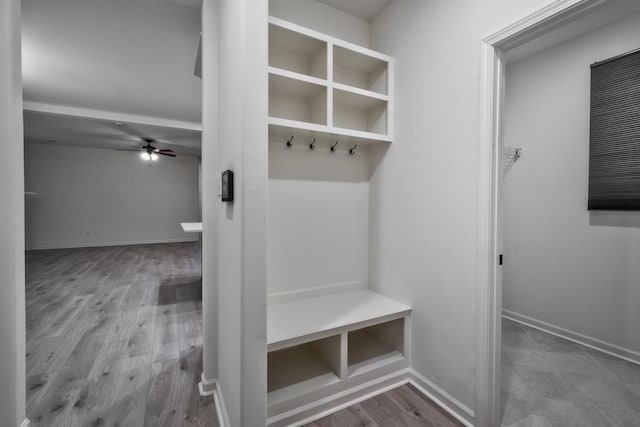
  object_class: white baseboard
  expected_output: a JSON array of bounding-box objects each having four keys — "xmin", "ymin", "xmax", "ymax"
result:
[
  {"xmin": 214, "ymin": 382, "xmax": 231, "ymax": 427},
  {"xmin": 198, "ymin": 375, "xmax": 230, "ymax": 427},
  {"xmin": 26, "ymin": 237, "xmax": 198, "ymax": 251},
  {"xmin": 267, "ymin": 281, "xmax": 364, "ymax": 305},
  {"xmin": 272, "ymin": 368, "xmax": 476, "ymax": 427},
  {"xmin": 503, "ymin": 310, "xmax": 640, "ymax": 366},
  {"xmin": 198, "ymin": 373, "xmax": 217, "ymax": 396},
  {"xmin": 269, "ymin": 369, "xmax": 411, "ymax": 426},
  {"xmin": 409, "ymin": 369, "xmax": 475, "ymax": 427},
  {"xmin": 20, "ymin": 419, "xmax": 29, "ymax": 427}
]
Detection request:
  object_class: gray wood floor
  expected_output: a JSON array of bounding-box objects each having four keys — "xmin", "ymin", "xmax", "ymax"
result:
[
  {"xmin": 25, "ymin": 242, "xmax": 219, "ymax": 427},
  {"xmin": 305, "ymin": 384, "xmax": 464, "ymax": 427},
  {"xmin": 26, "ymin": 242, "xmax": 466, "ymax": 427}
]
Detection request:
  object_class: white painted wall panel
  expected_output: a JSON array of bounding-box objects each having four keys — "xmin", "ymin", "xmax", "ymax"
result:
[
  {"xmin": 503, "ymin": 12, "xmax": 640, "ymax": 354},
  {"xmin": 268, "ymin": 145, "xmax": 370, "ymax": 296},
  {"xmin": 369, "ymin": 0, "xmax": 552, "ymax": 410},
  {"xmin": 0, "ymin": 1, "xmax": 26, "ymax": 425},
  {"xmin": 25, "ymin": 143, "xmax": 200, "ymax": 249},
  {"xmin": 214, "ymin": 0, "xmax": 268, "ymax": 425}
]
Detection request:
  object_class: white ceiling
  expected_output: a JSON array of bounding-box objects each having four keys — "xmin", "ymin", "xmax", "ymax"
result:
[
  {"xmin": 24, "ymin": 111, "xmax": 202, "ymax": 155},
  {"xmin": 21, "ymin": 0, "xmax": 202, "ymax": 153},
  {"xmin": 315, "ymin": 0, "xmax": 393, "ymax": 21}
]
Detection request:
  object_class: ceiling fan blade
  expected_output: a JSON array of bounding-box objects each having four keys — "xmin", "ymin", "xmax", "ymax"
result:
[
  {"xmin": 116, "ymin": 148, "xmax": 142, "ymax": 152},
  {"xmin": 157, "ymin": 152, "xmax": 177, "ymax": 157},
  {"xmin": 155, "ymin": 149, "xmax": 174, "ymax": 153}
]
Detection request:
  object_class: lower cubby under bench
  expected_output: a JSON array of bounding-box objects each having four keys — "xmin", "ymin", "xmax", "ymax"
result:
[{"xmin": 267, "ymin": 289, "xmax": 412, "ymax": 424}]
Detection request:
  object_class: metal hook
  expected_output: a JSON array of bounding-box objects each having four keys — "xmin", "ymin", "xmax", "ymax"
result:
[
  {"xmin": 286, "ymin": 136, "xmax": 293, "ymax": 149},
  {"xmin": 349, "ymin": 144, "xmax": 357, "ymax": 156},
  {"xmin": 309, "ymin": 138, "xmax": 316, "ymax": 151},
  {"xmin": 330, "ymin": 141, "xmax": 339, "ymax": 153}
]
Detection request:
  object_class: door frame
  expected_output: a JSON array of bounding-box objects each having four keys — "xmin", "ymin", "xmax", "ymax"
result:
[{"xmin": 474, "ymin": 0, "xmax": 613, "ymax": 425}]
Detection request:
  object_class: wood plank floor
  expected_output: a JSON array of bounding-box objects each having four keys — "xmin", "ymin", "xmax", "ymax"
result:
[
  {"xmin": 25, "ymin": 242, "xmax": 218, "ymax": 427},
  {"xmin": 26, "ymin": 242, "xmax": 462, "ymax": 427},
  {"xmin": 304, "ymin": 385, "xmax": 464, "ymax": 427}
]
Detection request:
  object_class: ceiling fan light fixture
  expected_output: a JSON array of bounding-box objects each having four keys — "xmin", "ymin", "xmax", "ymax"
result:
[
  {"xmin": 140, "ymin": 151, "xmax": 150, "ymax": 161},
  {"xmin": 150, "ymin": 153, "xmax": 158, "ymax": 161}
]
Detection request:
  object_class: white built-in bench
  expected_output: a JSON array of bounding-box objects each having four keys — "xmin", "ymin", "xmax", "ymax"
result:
[{"xmin": 266, "ymin": 289, "xmax": 411, "ymax": 422}]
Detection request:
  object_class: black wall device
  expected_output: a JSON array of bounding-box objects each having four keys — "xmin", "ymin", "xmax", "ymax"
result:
[{"xmin": 221, "ymin": 170, "xmax": 234, "ymax": 202}]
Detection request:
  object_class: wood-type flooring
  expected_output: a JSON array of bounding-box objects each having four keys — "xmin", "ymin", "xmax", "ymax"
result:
[
  {"xmin": 25, "ymin": 242, "xmax": 218, "ymax": 427},
  {"xmin": 26, "ymin": 242, "xmax": 465, "ymax": 427},
  {"xmin": 304, "ymin": 384, "xmax": 464, "ymax": 427}
]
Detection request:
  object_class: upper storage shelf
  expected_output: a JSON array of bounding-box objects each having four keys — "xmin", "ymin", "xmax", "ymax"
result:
[
  {"xmin": 269, "ymin": 24, "xmax": 328, "ymax": 80},
  {"xmin": 268, "ymin": 17, "xmax": 393, "ymax": 146},
  {"xmin": 334, "ymin": 45, "xmax": 388, "ymax": 95}
]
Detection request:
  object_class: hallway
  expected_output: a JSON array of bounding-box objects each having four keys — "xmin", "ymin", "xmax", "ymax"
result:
[{"xmin": 25, "ymin": 242, "xmax": 218, "ymax": 426}]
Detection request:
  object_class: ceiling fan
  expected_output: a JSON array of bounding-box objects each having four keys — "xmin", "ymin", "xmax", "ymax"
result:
[{"xmin": 117, "ymin": 137, "xmax": 176, "ymax": 161}]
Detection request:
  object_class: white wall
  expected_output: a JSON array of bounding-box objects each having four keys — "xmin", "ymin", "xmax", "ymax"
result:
[
  {"xmin": 270, "ymin": 0, "xmax": 370, "ymax": 47},
  {"xmin": 200, "ymin": 0, "xmax": 218, "ymax": 393},
  {"xmin": 0, "ymin": 1, "xmax": 26, "ymax": 426},
  {"xmin": 213, "ymin": 0, "xmax": 268, "ymax": 425},
  {"xmin": 24, "ymin": 143, "xmax": 200, "ymax": 250},
  {"xmin": 267, "ymin": 141, "xmax": 371, "ymax": 298},
  {"xmin": 503, "ymin": 12, "xmax": 640, "ymax": 354},
  {"xmin": 368, "ymin": 0, "xmax": 551, "ymax": 412}
]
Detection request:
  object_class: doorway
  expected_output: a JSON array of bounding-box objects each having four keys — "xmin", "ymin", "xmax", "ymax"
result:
[{"xmin": 477, "ymin": 0, "xmax": 640, "ymax": 425}]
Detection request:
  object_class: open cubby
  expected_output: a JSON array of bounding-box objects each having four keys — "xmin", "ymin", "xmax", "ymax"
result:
[
  {"xmin": 334, "ymin": 45, "xmax": 388, "ymax": 95},
  {"xmin": 268, "ymin": 18, "xmax": 392, "ymax": 144},
  {"xmin": 333, "ymin": 89, "xmax": 388, "ymax": 134},
  {"xmin": 348, "ymin": 318, "xmax": 404, "ymax": 373},
  {"xmin": 269, "ymin": 24, "xmax": 327, "ymax": 79},
  {"xmin": 269, "ymin": 74, "xmax": 327, "ymax": 125},
  {"xmin": 267, "ymin": 335, "xmax": 341, "ymax": 393}
]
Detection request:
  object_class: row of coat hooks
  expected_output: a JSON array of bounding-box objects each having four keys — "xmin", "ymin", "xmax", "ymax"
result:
[{"xmin": 285, "ymin": 136, "xmax": 358, "ymax": 155}]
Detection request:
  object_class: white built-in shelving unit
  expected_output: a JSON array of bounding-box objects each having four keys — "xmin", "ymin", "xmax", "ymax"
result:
[
  {"xmin": 268, "ymin": 17, "xmax": 393, "ymax": 147},
  {"xmin": 267, "ymin": 17, "xmax": 407, "ymax": 425}
]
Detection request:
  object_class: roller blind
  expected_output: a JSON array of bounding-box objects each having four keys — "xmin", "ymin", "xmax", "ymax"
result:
[{"xmin": 589, "ymin": 49, "xmax": 640, "ymax": 210}]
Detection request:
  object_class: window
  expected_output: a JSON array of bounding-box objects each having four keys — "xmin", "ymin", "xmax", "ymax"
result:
[{"xmin": 589, "ymin": 49, "xmax": 640, "ymax": 210}]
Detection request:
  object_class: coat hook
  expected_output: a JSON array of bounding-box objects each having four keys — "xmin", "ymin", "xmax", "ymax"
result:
[
  {"xmin": 349, "ymin": 144, "xmax": 357, "ymax": 156},
  {"xmin": 330, "ymin": 141, "xmax": 339, "ymax": 153},
  {"xmin": 309, "ymin": 138, "xmax": 316, "ymax": 151},
  {"xmin": 286, "ymin": 136, "xmax": 293, "ymax": 149}
]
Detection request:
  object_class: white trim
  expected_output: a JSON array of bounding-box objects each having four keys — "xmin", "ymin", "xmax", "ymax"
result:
[
  {"xmin": 267, "ymin": 369, "xmax": 410, "ymax": 426},
  {"xmin": 214, "ymin": 384, "xmax": 231, "ymax": 427},
  {"xmin": 268, "ymin": 116, "xmax": 392, "ymax": 143},
  {"xmin": 198, "ymin": 372, "xmax": 217, "ymax": 396},
  {"xmin": 22, "ymin": 102, "xmax": 202, "ymax": 131},
  {"xmin": 268, "ymin": 66, "xmax": 328, "ymax": 87},
  {"xmin": 267, "ymin": 281, "xmax": 364, "ymax": 305},
  {"xmin": 475, "ymin": 37, "xmax": 503, "ymax": 427},
  {"xmin": 288, "ymin": 377, "xmax": 410, "ymax": 426},
  {"xmin": 409, "ymin": 369, "xmax": 474, "ymax": 427},
  {"xmin": 477, "ymin": 1, "xmax": 618, "ymax": 426},
  {"xmin": 503, "ymin": 310, "xmax": 640, "ymax": 366},
  {"xmin": 332, "ymin": 82, "xmax": 389, "ymax": 102},
  {"xmin": 483, "ymin": 0, "xmax": 608, "ymax": 48},
  {"xmin": 26, "ymin": 237, "xmax": 198, "ymax": 251},
  {"xmin": 20, "ymin": 419, "xmax": 29, "ymax": 427},
  {"xmin": 198, "ymin": 376, "xmax": 230, "ymax": 427}
]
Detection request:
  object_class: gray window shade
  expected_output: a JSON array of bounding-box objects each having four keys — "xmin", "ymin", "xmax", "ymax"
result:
[{"xmin": 589, "ymin": 49, "xmax": 640, "ymax": 210}]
